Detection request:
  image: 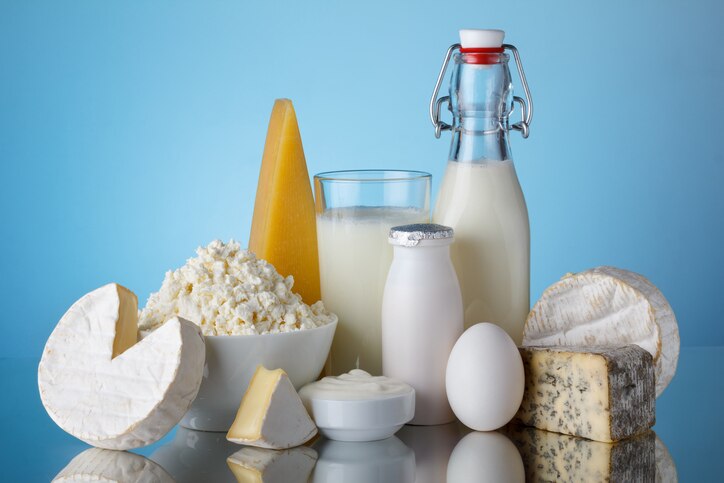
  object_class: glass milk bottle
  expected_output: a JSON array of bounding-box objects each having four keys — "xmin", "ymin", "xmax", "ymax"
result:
[
  {"xmin": 431, "ymin": 29, "xmax": 534, "ymax": 344},
  {"xmin": 381, "ymin": 224, "xmax": 463, "ymax": 425}
]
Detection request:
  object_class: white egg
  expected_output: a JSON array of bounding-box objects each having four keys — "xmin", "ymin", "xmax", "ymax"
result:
[{"xmin": 445, "ymin": 323, "xmax": 524, "ymax": 431}]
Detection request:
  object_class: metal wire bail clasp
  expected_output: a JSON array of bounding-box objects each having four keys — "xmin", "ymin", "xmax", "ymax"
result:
[{"xmin": 429, "ymin": 43, "xmax": 534, "ymax": 139}]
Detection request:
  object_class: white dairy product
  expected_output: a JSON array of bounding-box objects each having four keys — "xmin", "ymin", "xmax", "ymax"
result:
[
  {"xmin": 227, "ymin": 366, "xmax": 317, "ymax": 449},
  {"xmin": 300, "ymin": 369, "xmax": 413, "ymax": 401},
  {"xmin": 382, "ymin": 224, "xmax": 463, "ymax": 425},
  {"xmin": 53, "ymin": 448, "xmax": 174, "ymax": 483},
  {"xmin": 38, "ymin": 283, "xmax": 206, "ymax": 450},
  {"xmin": 523, "ymin": 266, "xmax": 680, "ymax": 396},
  {"xmin": 316, "ymin": 207, "xmax": 428, "ymax": 375},
  {"xmin": 139, "ymin": 239, "xmax": 335, "ymax": 336},
  {"xmin": 433, "ymin": 160, "xmax": 529, "ymax": 344},
  {"xmin": 299, "ymin": 370, "xmax": 415, "ymax": 442}
]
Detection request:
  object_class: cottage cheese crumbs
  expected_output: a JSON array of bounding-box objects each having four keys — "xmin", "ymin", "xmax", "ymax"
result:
[{"xmin": 139, "ymin": 239, "xmax": 336, "ymax": 336}]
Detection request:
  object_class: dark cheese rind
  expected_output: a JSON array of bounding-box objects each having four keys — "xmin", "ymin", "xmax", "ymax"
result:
[
  {"xmin": 502, "ymin": 425, "xmax": 656, "ymax": 483},
  {"xmin": 515, "ymin": 345, "xmax": 655, "ymax": 442}
]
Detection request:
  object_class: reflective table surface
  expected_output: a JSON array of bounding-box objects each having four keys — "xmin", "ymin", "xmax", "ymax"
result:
[{"xmin": 3, "ymin": 346, "xmax": 722, "ymax": 482}]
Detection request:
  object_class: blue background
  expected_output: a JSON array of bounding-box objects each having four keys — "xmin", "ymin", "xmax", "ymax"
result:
[{"xmin": 1, "ymin": 0, "xmax": 723, "ymax": 358}]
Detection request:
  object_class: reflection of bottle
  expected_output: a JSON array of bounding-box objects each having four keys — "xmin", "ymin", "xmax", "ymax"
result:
[
  {"xmin": 312, "ymin": 436, "xmax": 415, "ymax": 483},
  {"xmin": 447, "ymin": 431, "xmax": 524, "ymax": 483},
  {"xmin": 431, "ymin": 29, "xmax": 533, "ymax": 344},
  {"xmin": 397, "ymin": 422, "xmax": 464, "ymax": 483}
]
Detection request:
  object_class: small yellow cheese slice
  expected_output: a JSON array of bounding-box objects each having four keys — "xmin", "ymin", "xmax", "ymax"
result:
[
  {"xmin": 227, "ymin": 366, "xmax": 317, "ymax": 449},
  {"xmin": 248, "ymin": 99, "xmax": 320, "ymax": 304}
]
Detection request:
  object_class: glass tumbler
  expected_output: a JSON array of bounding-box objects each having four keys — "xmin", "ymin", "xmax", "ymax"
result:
[{"xmin": 314, "ymin": 170, "xmax": 431, "ymax": 376}]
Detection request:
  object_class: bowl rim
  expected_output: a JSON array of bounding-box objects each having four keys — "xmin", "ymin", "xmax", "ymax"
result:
[{"xmin": 203, "ymin": 316, "xmax": 338, "ymax": 339}]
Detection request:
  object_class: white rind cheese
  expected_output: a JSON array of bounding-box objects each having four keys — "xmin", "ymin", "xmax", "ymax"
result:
[
  {"xmin": 515, "ymin": 345, "xmax": 655, "ymax": 442},
  {"xmin": 503, "ymin": 426, "xmax": 656, "ymax": 482},
  {"xmin": 227, "ymin": 366, "xmax": 317, "ymax": 449},
  {"xmin": 523, "ymin": 266, "xmax": 680, "ymax": 396},
  {"xmin": 227, "ymin": 446, "xmax": 318, "ymax": 483},
  {"xmin": 53, "ymin": 448, "xmax": 174, "ymax": 482},
  {"xmin": 38, "ymin": 283, "xmax": 206, "ymax": 450}
]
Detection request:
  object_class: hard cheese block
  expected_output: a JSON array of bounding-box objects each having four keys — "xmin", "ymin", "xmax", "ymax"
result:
[
  {"xmin": 38, "ymin": 283, "xmax": 206, "ymax": 450},
  {"xmin": 227, "ymin": 446, "xmax": 318, "ymax": 483},
  {"xmin": 503, "ymin": 425, "xmax": 656, "ymax": 483},
  {"xmin": 523, "ymin": 266, "xmax": 679, "ymax": 397},
  {"xmin": 227, "ymin": 366, "xmax": 317, "ymax": 449},
  {"xmin": 249, "ymin": 99, "xmax": 320, "ymax": 304},
  {"xmin": 515, "ymin": 345, "xmax": 655, "ymax": 442},
  {"xmin": 53, "ymin": 448, "xmax": 174, "ymax": 483}
]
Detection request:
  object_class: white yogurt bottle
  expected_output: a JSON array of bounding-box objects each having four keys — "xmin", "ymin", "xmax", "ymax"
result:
[{"xmin": 381, "ymin": 223, "xmax": 463, "ymax": 425}]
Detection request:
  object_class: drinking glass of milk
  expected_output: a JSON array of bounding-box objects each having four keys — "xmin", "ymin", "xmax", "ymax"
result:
[{"xmin": 313, "ymin": 170, "xmax": 431, "ymax": 375}]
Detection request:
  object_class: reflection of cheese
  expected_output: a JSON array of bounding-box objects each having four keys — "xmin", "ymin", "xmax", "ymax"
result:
[
  {"xmin": 524, "ymin": 267, "xmax": 679, "ymax": 397},
  {"xmin": 249, "ymin": 99, "xmax": 320, "ymax": 304},
  {"xmin": 515, "ymin": 345, "xmax": 655, "ymax": 442},
  {"xmin": 655, "ymin": 435, "xmax": 678, "ymax": 483},
  {"xmin": 227, "ymin": 446, "xmax": 317, "ymax": 483},
  {"xmin": 227, "ymin": 366, "xmax": 317, "ymax": 449},
  {"xmin": 53, "ymin": 448, "xmax": 174, "ymax": 482},
  {"xmin": 504, "ymin": 426, "xmax": 655, "ymax": 482},
  {"xmin": 38, "ymin": 283, "xmax": 206, "ymax": 450}
]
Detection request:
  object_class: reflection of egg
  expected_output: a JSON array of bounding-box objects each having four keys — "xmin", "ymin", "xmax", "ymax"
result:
[
  {"xmin": 445, "ymin": 323, "xmax": 524, "ymax": 431},
  {"xmin": 447, "ymin": 431, "xmax": 525, "ymax": 483}
]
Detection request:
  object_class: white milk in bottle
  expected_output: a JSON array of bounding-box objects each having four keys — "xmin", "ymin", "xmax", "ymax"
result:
[{"xmin": 430, "ymin": 29, "xmax": 534, "ymax": 343}]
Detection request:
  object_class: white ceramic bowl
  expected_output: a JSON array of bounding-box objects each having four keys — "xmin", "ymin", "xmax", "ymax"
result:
[
  {"xmin": 180, "ymin": 319, "xmax": 337, "ymax": 432},
  {"xmin": 304, "ymin": 390, "xmax": 415, "ymax": 442}
]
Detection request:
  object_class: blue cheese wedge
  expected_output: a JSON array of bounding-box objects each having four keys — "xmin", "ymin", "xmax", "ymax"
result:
[
  {"xmin": 226, "ymin": 446, "xmax": 317, "ymax": 483},
  {"xmin": 38, "ymin": 283, "xmax": 206, "ymax": 450},
  {"xmin": 503, "ymin": 426, "xmax": 655, "ymax": 482},
  {"xmin": 53, "ymin": 448, "xmax": 174, "ymax": 482},
  {"xmin": 515, "ymin": 345, "xmax": 655, "ymax": 442},
  {"xmin": 227, "ymin": 366, "xmax": 317, "ymax": 449}
]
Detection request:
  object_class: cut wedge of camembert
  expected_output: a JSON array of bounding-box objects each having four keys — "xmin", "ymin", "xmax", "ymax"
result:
[
  {"xmin": 227, "ymin": 366, "xmax": 317, "ymax": 449},
  {"xmin": 523, "ymin": 266, "xmax": 680, "ymax": 396},
  {"xmin": 53, "ymin": 448, "xmax": 174, "ymax": 482},
  {"xmin": 38, "ymin": 283, "xmax": 206, "ymax": 450},
  {"xmin": 227, "ymin": 446, "xmax": 318, "ymax": 483}
]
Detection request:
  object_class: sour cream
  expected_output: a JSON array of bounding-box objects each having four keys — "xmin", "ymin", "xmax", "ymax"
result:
[
  {"xmin": 299, "ymin": 370, "xmax": 415, "ymax": 442},
  {"xmin": 300, "ymin": 369, "xmax": 413, "ymax": 401}
]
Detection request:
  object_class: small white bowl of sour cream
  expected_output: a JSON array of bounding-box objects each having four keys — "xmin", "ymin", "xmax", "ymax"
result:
[{"xmin": 299, "ymin": 369, "xmax": 415, "ymax": 442}]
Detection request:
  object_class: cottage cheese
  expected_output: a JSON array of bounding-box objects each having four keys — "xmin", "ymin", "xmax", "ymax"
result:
[{"xmin": 139, "ymin": 240, "xmax": 335, "ymax": 336}]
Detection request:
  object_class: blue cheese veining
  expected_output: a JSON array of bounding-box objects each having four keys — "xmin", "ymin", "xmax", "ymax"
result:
[{"xmin": 514, "ymin": 345, "xmax": 655, "ymax": 443}]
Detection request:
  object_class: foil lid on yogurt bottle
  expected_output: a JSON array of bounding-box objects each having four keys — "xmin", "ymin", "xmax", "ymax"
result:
[{"xmin": 388, "ymin": 223, "xmax": 454, "ymax": 247}]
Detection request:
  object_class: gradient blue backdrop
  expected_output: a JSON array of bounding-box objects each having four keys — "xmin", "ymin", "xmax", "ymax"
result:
[{"xmin": 2, "ymin": 0, "xmax": 722, "ymax": 358}]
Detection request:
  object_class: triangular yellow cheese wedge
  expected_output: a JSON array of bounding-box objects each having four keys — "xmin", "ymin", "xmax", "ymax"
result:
[
  {"xmin": 227, "ymin": 366, "xmax": 317, "ymax": 449},
  {"xmin": 248, "ymin": 99, "xmax": 320, "ymax": 304}
]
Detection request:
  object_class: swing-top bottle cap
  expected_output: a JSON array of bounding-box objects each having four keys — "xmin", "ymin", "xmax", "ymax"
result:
[{"xmin": 459, "ymin": 29, "xmax": 505, "ymax": 49}]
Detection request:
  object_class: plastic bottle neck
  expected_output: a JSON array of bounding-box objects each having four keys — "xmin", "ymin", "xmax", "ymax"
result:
[{"xmin": 448, "ymin": 53, "xmax": 513, "ymax": 163}]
